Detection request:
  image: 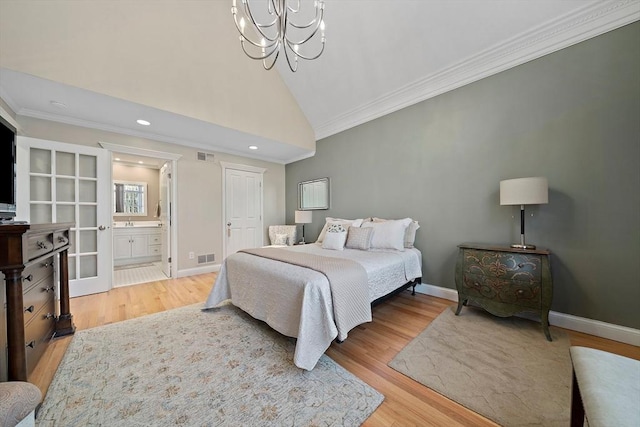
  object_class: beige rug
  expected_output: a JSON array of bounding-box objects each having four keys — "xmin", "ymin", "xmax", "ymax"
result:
[
  {"xmin": 389, "ymin": 305, "xmax": 571, "ymax": 426},
  {"xmin": 38, "ymin": 304, "xmax": 383, "ymax": 426}
]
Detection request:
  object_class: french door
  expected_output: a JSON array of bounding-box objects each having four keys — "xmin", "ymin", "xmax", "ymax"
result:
[
  {"xmin": 16, "ymin": 137, "xmax": 112, "ymax": 297},
  {"xmin": 222, "ymin": 163, "xmax": 265, "ymax": 258}
]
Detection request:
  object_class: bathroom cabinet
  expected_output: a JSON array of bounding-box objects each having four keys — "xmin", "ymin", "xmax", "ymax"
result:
[{"xmin": 113, "ymin": 226, "xmax": 162, "ymax": 267}]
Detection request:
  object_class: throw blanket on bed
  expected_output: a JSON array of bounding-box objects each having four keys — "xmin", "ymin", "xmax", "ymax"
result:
[{"xmin": 240, "ymin": 247, "xmax": 371, "ymax": 341}]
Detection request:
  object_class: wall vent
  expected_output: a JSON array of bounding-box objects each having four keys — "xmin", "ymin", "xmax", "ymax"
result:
[
  {"xmin": 197, "ymin": 152, "xmax": 215, "ymax": 162},
  {"xmin": 197, "ymin": 253, "xmax": 215, "ymax": 264}
]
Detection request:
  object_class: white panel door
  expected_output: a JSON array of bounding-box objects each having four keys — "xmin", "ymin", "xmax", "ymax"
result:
[
  {"xmin": 224, "ymin": 168, "xmax": 263, "ymax": 257},
  {"xmin": 16, "ymin": 137, "xmax": 112, "ymax": 297}
]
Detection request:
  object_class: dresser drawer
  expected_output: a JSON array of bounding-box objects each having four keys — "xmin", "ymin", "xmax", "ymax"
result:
[
  {"xmin": 53, "ymin": 230, "xmax": 70, "ymax": 249},
  {"xmin": 23, "ymin": 278, "xmax": 56, "ymax": 325},
  {"xmin": 26, "ymin": 231, "xmax": 54, "ymax": 261},
  {"xmin": 463, "ymin": 249, "xmax": 542, "ymax": 283},
  {"xmin": 22, "ymin": 256, "xmax": 54, "ymax": 293},
  {"xmin": 24, "ymin": 301, "xmax": 56, "ymax": 376},
  {"xmin": 462, "ymin": 273, "xmax": 541, "ymax": 309}
]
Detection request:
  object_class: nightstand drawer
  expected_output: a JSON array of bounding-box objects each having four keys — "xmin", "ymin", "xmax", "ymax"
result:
[
  {"xmin": 462, "ymin": 273, "xmax": 541, "ymax": 309},
  {"xmin": 463, "ymin": 249, "xmax": 542, "ymax": 283}
]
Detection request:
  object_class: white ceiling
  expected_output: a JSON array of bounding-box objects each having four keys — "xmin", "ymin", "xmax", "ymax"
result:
[{"xmin": 1, "ymin": 0, "xmax": 638, "ymax": 164}]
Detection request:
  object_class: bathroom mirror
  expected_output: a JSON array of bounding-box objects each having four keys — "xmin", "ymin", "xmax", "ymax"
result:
[
  {"xmin": 113, "ymin": 181, "xmax": 147, "ymax": 215},
  {"xmin": 298, "ymin": 177, "xmax": 330, "ymax": 210}
]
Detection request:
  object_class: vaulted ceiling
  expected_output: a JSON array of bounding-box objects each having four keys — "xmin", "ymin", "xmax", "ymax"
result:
[{"xmin": 1, "ymin": 0, "xmax": 638, "ymax": 164}]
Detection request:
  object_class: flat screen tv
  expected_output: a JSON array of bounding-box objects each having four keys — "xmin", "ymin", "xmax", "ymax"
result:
[{"xmin": 0, "ymin": 115, "xmax": 17, "ymax": 220}]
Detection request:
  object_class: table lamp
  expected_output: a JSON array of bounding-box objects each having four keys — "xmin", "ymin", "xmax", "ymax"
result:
[
  {"xmin": 500, "ymin": 177, "xmax": 548, "ymax": 249},
  {"xmin": 295, "ymin": 210, "xmax": 312, "ymax": 244}
]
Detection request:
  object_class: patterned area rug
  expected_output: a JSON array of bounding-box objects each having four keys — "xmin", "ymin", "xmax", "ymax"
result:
[
  {"xmin": 38, "ymin": 304, "xmax": 383, "ymax": 426},
  {"xmin": 389, "ymin": 305, "xmax": 571, "ymax": 426}
]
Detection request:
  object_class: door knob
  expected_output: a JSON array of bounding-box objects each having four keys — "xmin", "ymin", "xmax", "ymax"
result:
[
  {"xmin": 98, "ymin": 225, "xmax": 106, "ymax": 231},
  {"xmin": 227, "ymin": 222, "xmax": 232, "ymax": 227}
]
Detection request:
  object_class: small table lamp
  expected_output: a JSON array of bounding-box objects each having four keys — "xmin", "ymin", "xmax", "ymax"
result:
[
  {"xmin": 500, "ymin": 177, "xmax": 548, "ymax": 249},
  {"xmin": 295, "ymin": 210, "xmax": 313, "ymax": 244}
]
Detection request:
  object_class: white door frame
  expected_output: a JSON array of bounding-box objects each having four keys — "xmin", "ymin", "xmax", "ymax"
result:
[
  {"xmin": 99, "ymin": 142, "xmax": 181, "ymax": 277},
  {"xmin": 220, "ymin": 161, "xmax": 266, "ymax": 260}
]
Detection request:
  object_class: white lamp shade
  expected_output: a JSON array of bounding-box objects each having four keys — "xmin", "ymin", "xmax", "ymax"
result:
[
  {"xmin": 295, "ymin": 210, "xmax": 313, "ymax": 224},
  {"xmin": 500, "ymin": 177, "xmax": 548, "ymax": 205}
]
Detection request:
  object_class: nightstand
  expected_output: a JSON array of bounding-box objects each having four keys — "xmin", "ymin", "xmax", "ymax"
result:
[{"xmin": 454, "ymin": 243, "xmax": 553, "ymax": 341}]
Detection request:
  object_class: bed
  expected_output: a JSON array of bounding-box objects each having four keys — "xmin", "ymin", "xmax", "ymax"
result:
[{"xmin": 204, "ymin": 217, "xmax": 422, "ymax": 371}]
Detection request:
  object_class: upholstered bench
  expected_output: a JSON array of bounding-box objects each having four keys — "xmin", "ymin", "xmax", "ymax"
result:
[
  {"xmin": 0, "ymin": 382, "xmax": 41, "ymax": 427},
  {"xmin": 570, "ymin": 346, "xmax": 640, "ymax": 427}
]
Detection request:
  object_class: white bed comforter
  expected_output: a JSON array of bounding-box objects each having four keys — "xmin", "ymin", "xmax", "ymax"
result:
[{"xmin": 203, "ymin": 243, "xmax": 422, "ymax": 370}]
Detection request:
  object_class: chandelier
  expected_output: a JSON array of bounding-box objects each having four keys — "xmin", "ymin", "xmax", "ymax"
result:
[{"xmin": 231, "ymin": 0, "xmax": 326, "ymax": 72}]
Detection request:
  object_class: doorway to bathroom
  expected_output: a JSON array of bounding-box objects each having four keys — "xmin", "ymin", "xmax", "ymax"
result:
[{"xmin": 100, "ymin": 142, "xmax": 180, "ymax": 288}]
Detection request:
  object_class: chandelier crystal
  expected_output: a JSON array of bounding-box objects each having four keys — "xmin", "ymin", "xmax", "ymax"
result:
[{"xmin": 231, "ymin": 0, "xmax": 326, "ymax": 72}]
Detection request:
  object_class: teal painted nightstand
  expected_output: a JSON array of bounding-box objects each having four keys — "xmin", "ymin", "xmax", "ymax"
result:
[{"xmin": 454, "ymin": 243, "xmax": 553, "ymax": 341}]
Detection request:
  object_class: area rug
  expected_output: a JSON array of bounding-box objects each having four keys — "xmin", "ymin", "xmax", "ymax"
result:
[
  {"xmin": 38, "ymin": 304, "xmax": 383, "ymax": 426},
  {"xmin": 389, "ymin": 305, "xmax": 571, "ymax": 426}
]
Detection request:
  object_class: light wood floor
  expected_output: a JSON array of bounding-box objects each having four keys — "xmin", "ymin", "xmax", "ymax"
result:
[{"xmin": 30, "ymin": 273, "xmax": 640, "ymax": 426}]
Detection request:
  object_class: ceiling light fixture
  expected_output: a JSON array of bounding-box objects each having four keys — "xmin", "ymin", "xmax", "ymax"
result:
[
  {"xmin": 136, "ymin": 119, "xmax": 151, "ymax": 126},
  {"xmin": 231, "ymin": 0, "xmax": 326, "ymax": 72},
  {"xmin": 249, "ymin": 145, "xmax": 258, "ymax": 150}
]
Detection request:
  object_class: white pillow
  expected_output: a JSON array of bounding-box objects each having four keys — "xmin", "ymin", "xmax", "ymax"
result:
[
  {"xmin": 316, "ymin": 217, "xmax": 364, "ymax": 243},
  {"xmin": 371, "ymin": 217, "xmax": 420, "ymax": 248},
  {"xmin": 322, "ymin": 224, "xmax": 348, "ymax": 250},
  {"xmin": 361, "ymin": 218, "xmax": 411, "ymax": 251},
  {"xmin": 273, "ymin": 233, "xmax": 288, "ymax": 246}
]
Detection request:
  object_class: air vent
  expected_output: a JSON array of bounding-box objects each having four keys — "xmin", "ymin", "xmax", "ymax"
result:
[
  {"xmin": 197, "ymin": 152, "xmax": 215, "ymax": 162},
  {"xmin": 197, "ymin": 253, "xmax": 215, "ymax": 264}
]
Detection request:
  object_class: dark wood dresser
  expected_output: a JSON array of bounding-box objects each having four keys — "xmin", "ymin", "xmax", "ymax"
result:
[
  {"xmin": 454, "ymin": 243, "xmax": 553, "ymax": 341},
  {"xmin": 0, "ymin": 222, "xmax": 76, "ymax": 382}
]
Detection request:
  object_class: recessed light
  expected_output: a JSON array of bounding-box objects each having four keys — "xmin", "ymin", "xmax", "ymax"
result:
[
  {"xmin": 50, "ymin": 101, "xmax": 67, "ymax": 109},
  {"xmin": 136, "ymin": 119, "xmax": 151, "ymax": 126},
  {"xmin": 138, "ymin": 161, "xmax": 144, "ymax": 164},
  {"xmin": 249, "ymin": 145, "xmax": 258, "ymax": 150},
  {"xmin": 114, "ymin": 157, "xmax": 121, "ymax": 161}
]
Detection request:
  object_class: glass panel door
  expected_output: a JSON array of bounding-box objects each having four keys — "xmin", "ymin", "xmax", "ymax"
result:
[{"xmin": 16, "ymin": 137, "xmax": 111, "ymax": 297}]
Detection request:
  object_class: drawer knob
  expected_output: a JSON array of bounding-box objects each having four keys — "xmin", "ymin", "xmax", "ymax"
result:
[
  {"xmin": 26, "ymin": 341, "xmax": 36, "ymax": 349},
  {"xmin": 25, "ymin": 305, "xmax": 35, "ymax": 313},
  {"xmin": 45, "ymin": 313, "xmax": 54, "ymax": 319},
  {"xmin": 23, "ymin": 274, "xmax": 33, "ymax": 282},
  {"xmin": 43, "ymin": 286, "xmax": 55, "ymax": 293},
  {"xmin": 42, "ymin": 262, "xmax": 51, "ymax": 268},
  {"xmin": 58, "ymin": 236, "xmax": 66, "ymax": 243},
  {"xmin": 37, "ymin": 240, "xmax": 48, "ymax": 249}
]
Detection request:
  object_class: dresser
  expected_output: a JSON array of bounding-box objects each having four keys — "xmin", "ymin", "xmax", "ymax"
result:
[
  {"xmin": 454, "ymin": 243, "xmax": 553, "ymax": 340},
  {"xmin": 0, "ymin": 222, "xmax": 75, "ymax": 382}
]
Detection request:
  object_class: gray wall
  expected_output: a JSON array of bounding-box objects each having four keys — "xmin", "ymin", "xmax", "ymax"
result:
[{"xmin": 286, "ymin": 22, "xmax": 640, "ymax": 329}]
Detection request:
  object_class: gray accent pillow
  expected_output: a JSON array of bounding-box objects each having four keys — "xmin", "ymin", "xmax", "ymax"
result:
[{"xmin": 345, "ymin": 226, "xmax": 373, "ymax": 250}]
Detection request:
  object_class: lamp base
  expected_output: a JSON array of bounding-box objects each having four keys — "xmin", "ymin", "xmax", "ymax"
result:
[{"xmin": 510, "ymin": 243, "xmax": 536, "ymax": 250}]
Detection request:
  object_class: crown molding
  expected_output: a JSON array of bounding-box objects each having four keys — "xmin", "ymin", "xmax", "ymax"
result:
[{"xmin": 314, "ymin": 0, "xmax": 640, "ymax": 140}]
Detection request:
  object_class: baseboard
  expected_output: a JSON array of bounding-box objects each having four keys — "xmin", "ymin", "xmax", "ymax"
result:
[
  {"xmin": 176, "ymin": 263, "xmax": 221, "ymax": 278},
  {"xmin": 415, "ymin": 283, "xmax": 640, "ymax": 347}
]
